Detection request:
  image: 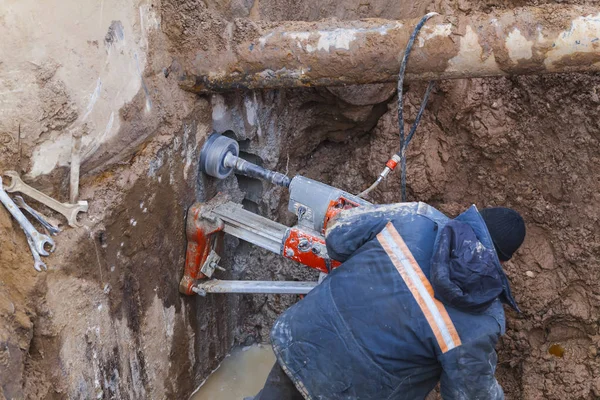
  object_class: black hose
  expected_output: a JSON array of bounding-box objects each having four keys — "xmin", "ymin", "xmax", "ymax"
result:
[{"xmin": 397, "ymin": 12, "xmax": 438, "ymax": 202}]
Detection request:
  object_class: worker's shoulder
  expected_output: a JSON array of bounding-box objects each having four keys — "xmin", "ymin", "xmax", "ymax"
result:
[
  {"xmin": 330, "ymin": 201, "xmax": 445, "ymax": 227},
  {"xmin": 450, "ymin": 299, "xmax": 506, "ymax": 342}
]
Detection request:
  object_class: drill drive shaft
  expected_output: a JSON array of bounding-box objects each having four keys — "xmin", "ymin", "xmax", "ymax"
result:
[
  {"xmin": 200, "ymin": 133, "xmax": 291, "ymax": 187},
  {"xmin": 223, "ymin": 152, "xmax": 291, "ymax": 188}
]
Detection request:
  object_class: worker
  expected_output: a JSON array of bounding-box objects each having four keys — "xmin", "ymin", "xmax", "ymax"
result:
[{"xmin": 250, "ymin": 202, "xmax": 526, "ymax": 400}]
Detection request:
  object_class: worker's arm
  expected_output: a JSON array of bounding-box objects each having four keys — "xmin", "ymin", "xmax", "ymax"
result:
[
  {"xmin": 439, "ymin": 333, "xmax": 504, "ymax": 400},
  {"xmin": 325, "ymin": 203, "xmax": 419, "ymax": 262}
]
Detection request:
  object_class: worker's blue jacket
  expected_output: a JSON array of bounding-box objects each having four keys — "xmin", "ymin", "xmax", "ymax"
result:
[{"xmin": 271, "ymin": 202, "xmax": 519, "ymax": 400}]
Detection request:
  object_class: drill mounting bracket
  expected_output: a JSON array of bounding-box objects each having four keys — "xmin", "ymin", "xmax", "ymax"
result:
[{"xmin": 180, "ymin": 133, "xmax": 370, "ymax": 296}]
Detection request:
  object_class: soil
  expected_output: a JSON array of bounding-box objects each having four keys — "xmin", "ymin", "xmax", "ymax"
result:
[{"xmin": 1, "ymin": 0, "xmax": 599, "ymax": 399}]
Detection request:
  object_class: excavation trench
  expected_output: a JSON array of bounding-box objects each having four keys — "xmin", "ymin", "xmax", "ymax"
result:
[
  {"xmin": 182, "ymin": 72, "xmax": 600, "ymax": 399},
  {"xmin": 1, "ymin": 0, "xmax": 600, "ymax": 399}
]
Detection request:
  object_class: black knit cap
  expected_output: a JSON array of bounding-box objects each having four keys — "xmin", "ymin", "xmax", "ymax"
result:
[{"xmin": 480, "ymin": 207, "xmax": 526, "ymax": 261}]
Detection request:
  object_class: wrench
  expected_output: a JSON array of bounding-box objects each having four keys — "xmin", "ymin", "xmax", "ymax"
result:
[
  {"xmin": 0, "ymin": 179, "xmax": 55, "ymax": 256},
  {"xmin": 3, "ymin": 171, "xmax": 88, "ymax": 228},
  {"xmin": 25, "ymin": 234, "xmax": 47, "ymax": 272},
  {"xmin": 14, "ymin": 195, "xmax": 61, "ymax": 235}
]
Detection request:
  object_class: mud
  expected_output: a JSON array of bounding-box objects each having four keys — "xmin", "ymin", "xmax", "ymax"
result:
[
  {"xmin": 191, "ymin": 344, "xmax": 275, "ymax": 400},
  {"xmin": 1, "ymin": 0, "xmax": 600, "ymax": 399}
]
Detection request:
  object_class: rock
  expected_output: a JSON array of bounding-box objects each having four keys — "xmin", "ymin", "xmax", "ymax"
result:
[
  {"xmin": 327, "ymin": 83, "xmax": 397, "ymax": 106},
  {"xmin": 0, "ymin": 293, "xmax": 15, "ymax": 316}
]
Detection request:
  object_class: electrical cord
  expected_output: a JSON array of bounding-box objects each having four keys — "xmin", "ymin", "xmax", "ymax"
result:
[{"xmin": 358, "ymin": 12, "xmax": 438, "ymax": 200}]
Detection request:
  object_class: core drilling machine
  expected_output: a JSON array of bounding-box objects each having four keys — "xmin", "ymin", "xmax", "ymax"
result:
[{"xmin": 179, "ymin": 133, "xmax": 378, "ymax": 297}]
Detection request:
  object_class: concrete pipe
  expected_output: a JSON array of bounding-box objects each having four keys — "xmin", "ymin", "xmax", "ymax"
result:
[{"xmin": 178, "ymin": 5, "xmax": 600, "ymax": 93}]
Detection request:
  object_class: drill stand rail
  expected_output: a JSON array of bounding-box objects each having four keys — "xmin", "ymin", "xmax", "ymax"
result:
[
  {"xmin": 180, "ymin": 194, "xmax": 336, "ymax": 296},
  {"xmin": 183, "ymin": 133, "xmax": 369, "ymax": 296},
  {"xmin": 193, "ymin": 280, "xmax": 317, "ymax": 296}
]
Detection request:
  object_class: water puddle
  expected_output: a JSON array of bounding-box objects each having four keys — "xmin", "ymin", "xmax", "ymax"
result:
[
  {"xmin": 191, "ymin": 344, "xmax": 275, "ymax": 400},
  {"xmin": 548, "ymin": 343, "xmax": 565, "ymax": 358}
]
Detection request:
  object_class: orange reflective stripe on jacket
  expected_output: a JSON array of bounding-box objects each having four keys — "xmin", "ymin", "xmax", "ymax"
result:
[{"xmin": 377, "ymin": 222, "xmax": 461, "ymax": 353}]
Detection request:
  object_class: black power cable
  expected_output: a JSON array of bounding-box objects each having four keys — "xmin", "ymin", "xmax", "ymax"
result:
[
  {"xmin": 358, "ymin": 12, "xmax": 438, "ymax": 200},
  {"xmin": 397, "ymin": 12, "xmax": 438, "ymax": 202}
]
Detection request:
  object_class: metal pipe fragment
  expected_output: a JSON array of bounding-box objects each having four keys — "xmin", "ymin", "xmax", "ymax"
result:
[{"xmin": 179, "ymin": 5, "xmax": 600, "ymax": 93}]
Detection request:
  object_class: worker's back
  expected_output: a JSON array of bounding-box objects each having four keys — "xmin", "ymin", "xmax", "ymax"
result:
[{"xmin": 271, "ymin": 202, "xmax": 514, "ymax": 400}]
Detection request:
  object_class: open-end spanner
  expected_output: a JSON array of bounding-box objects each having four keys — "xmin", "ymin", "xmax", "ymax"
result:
[
  {"xmin": 0, "ymin": 179, "xmax": 55, "ymax": 256},
  {"xmin": 14, "ymin": 195, "xmax": 61, "ymax": 236},
  {"xmin": 3, "ymin": 171, "xmax": 88, "ymax": 228},
  {"xmin": 25, "ymin": 234, "xmax": 47, "ymax": 272}
]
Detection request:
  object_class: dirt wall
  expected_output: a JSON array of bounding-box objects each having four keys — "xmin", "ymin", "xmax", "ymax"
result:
[{"xmin": 1, "ymin": 0, "xmax": 232, "ymax": 398}]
